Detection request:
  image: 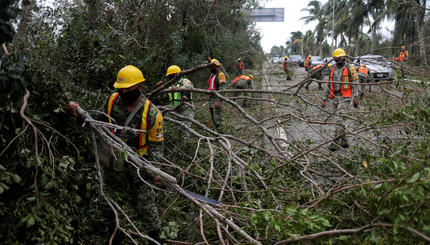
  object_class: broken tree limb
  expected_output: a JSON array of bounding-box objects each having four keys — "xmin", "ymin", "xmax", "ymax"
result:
[{"xmin": 75, "ymin": 105, "xmax": 177, "ymax": 184}]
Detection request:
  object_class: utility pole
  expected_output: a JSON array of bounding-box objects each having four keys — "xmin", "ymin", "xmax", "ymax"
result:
[
  {"xmin": 332, "ymin": 0, "xmax": 335, "ymax": 54},
  {"xmin": 301, "ymin": 18, "xmax": 304, "ymax": 57}
]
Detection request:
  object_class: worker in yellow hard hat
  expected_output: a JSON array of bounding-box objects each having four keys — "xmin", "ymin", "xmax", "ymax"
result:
[
  {"xmin": 394, "ymin": 45, "xmax": 408, "ymax": 78},
  {"xmin": 68, "ymin": 65, "xmax": 164, "ymax": 244},
  {"xmin": 208, "ymin": 59, "xmax": 227, "ymax": 133},
  {"xmin": 283, "ymin": 56, "xmax": 292, "ymax": 80},
  {"xmin": 232, "ymin": 74, "xmax": 254, "ymax": 107},
  {"xmin": 236, "ymin": 58, "xmax": 244, "ymax": 75},
  {"xmin": 160, "ymin": 65, "xmax": 195, "ymax": 139},
  {"xmin": 322, "ymin": 48, "xmax": 359, "ymax": 151}
]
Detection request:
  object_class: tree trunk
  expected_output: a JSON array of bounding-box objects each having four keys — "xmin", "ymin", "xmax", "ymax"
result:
[
  {"xmin": 371, "ymin": 26, "xmax": 377, "ymax": 53},
  {"xmin": 16, "ymin": 0, "xmax": 35, "ymax": 39},
  {"xmin": 416, "ymin": 0, "xmax": 428, "ymax": 66}
]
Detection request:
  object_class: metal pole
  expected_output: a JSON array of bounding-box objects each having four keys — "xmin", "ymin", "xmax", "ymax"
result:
[
  {"xmin": 301, "ymin": 19, "xmax": 304, "ymax": 57},
  {"xmin": 332, "ymin": 0, "xmax": 335, "ymax": 53}
]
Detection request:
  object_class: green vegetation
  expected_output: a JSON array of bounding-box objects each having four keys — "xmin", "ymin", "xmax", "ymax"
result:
[{"xmin": 1, "ymin": 0, "xmax": 430, "ymax": 244}]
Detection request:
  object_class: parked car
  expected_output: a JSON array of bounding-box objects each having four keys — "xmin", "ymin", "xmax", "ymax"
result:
[
  {"xmin": 310, "ymin": 56, "xmax": 324, "ymax": 67},
  {"xmin": 271, "ymin": 55, "xmax": 283, "ymax": 64},
  {"xmin": 288, "ymin": 55, "xmax": 304, "ymax": 67},
  {"xmin": 353, "ymin": 55, "xmax": 394, "ymax": 81}
]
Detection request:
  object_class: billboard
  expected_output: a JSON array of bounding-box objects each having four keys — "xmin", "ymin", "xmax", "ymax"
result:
[{"xmin": 250, "ymin": 8, "xmax": 284, "ymax": 22}]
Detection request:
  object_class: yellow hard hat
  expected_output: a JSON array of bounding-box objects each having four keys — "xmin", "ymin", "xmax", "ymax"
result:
[
  {"xmin": 238, "ymin": 58, "xmax": 241, "ymax": 60},
  {"xmin": 328, "ymin": 64, "xmax": 331, "ymax": 67},
  {"xmin": 401, "ymin": 46, "xmax": 406, "ymax": 49},
  {"xmin": 248, "ymin": 75, "xmax": 254, "ymax": 80},
  {"xmin": 308, "ymin": 55, "xmax": 312, "ymax": 58},
  {"xmin": 333, "ymin": 48, "xmax": 346, "ymax": 58},
  {"xmin": 114, "ymin": 65, "xmax": 145, "ymax": 89},
  {"xmin": 166, "ymin": 65, "xmax": 181, "ymax": 76},
  {"xmin": 285, "ymin": 56, "xmax": 288, "ymax": 59},
  {"xmin": 211, "ymin": 59, "xmax": 221, "ymax": 66}
]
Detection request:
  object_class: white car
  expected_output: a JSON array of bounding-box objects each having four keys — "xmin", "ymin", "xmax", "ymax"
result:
[{"xmin": 271, "ymin": 56, "xmax": 283, "ymax": 64}]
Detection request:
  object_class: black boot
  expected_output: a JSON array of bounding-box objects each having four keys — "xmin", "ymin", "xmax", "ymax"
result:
[{"xmin": 305, "ymin": 85, "xmax": 309, "ymax": 90}]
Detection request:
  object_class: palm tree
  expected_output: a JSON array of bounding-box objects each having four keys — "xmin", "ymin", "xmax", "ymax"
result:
[
  {"xmin": 301, "ymin": 0, "xmax": 327, "ymax": 55},
  {"xmin": 388, "ymin": 0, "xmax": 428, "ymax": 66}
]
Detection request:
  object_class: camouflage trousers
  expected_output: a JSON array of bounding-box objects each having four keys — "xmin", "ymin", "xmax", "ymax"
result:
[
  {"xmin": 175, "ymin": 105, "xmax": 194, "ymax": 139},
  {"xmin": 209, "ymin": 96, "xmax": 224, "ymax": 133},
  {"xmin": 101, "ymin": 162, "xmax": 161, "ymax": 236},
  {"xmin": 328, "ymin": 94, "xmax": 354, "ymax": 143},
  {"xmin": 284, "ymin": 68, "xmax": 292, "ymax": 79},
  {"xmin": 233, "ymin": 82, "xmax": 250, "ymax": 106}
]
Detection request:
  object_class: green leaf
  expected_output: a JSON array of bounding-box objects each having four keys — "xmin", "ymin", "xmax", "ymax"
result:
[
  {"xmin": 408, "ymin": 172, "xmax": 420, "ymax": 183},
  {"xmin": 337, "ymin": 235, "xmax": 348, "ymax": 241},
  {"xmin": 44, "ymin": 181, "xmax": 55, "ymax": 190},
  {"xmin": 263, "ymin": 211, "xmax": 270, "ymax": 221},
  {"xmin": 11, "ymin": 174, "xmax": 22, "ymax": 183},
  {"xmin": 27, "ymin": 216, "xmax": 35, "ymax": 227}
]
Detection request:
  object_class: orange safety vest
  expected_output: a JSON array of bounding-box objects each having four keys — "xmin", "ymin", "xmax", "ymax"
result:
[
  {"xmin": 236, "ymin": 61, "xmax": 243, "ymax": 70},
  {"xmin": 329, "ymin": 67, "xmax": 352, "ymax": 99},
  {"xmin": 358, "ymin": 65, "xmax": 368, "ymax": 75},
  {"xmin": 399, "ymin": 51, "xmax": 407, "ymax": 61},
  {"xmin": 312, "ymin": 64, "xmax": 324, "ymax": 70},
  {"xmin": 305, "ymin": 58, "xmax": 311, "ymax": 68},
  {"xmin": 233, "ymin": 75, "xmax": 251, "ymax": 85},
  {"xmin": 283, "ymin": 59, "xmax": 288, "ymax": 69},
  {"xmin": 106, "ymin": 93, "xmax": 151, "ymax": 156}
]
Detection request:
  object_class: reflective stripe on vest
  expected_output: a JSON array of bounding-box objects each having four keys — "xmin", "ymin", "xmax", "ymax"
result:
[
  {"xmin": 358, "ymin": 66, "xmax": 368, "ymax": 75},
  {"xmin": 137, "ymin": 100, "xmax": 151, "ymax": 156},
  {"xmin": 208, "ymin": 74, "xmax": 217, "ymax": 91},
  {"xmin": 236, "ymin": 61, "xmax": 243, "ymax": 70},
  {"xmin": 400, "ymin": 51, "xmax": 406, "ymax": 61},
  {"xmin": 329, "ymin": 67, "xmax": 352, "ymax": 99},
  {"xmin": 106, "ymin": 93, "xmax": 151, "ymax": 156},
  {"xmin": 168, "ymin": 78, "xmax": 193, "ymax": 107},
  {"xmin": 107, "ymin": 93, "xmax": 119, "ymax": 133}
]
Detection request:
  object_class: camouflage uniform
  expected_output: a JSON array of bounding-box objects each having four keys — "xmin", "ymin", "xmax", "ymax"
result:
[
  {"xmin": 236, "ymin": 60, "xmax": 244, "ymax": 75},
  {"xmin": 233, "ymin": 75, "xmax": 253, "ymax": 107},
  {"xmin": 97, "ymin": 93, "xmax": 163, "ymax": 240},
  {"xmin": 283, "ymin": 59, "xmax": 292, "ymax": 80},
  {"xmin": 357, "ymin": 65, "xmax": 373, "ymax": 98},
  {"xmin": 208, "ymin": 71, "xmax": 227, "ymax": 133},
  {"xmin": 168, "ymin": 77, "xmax": 194, "ymax": 139},
  {"xmin": 305, "ymin": 65, "xmax": 324, "ymax": 90},
  {"xmin": 324, "ymin": 63, "xmax": 359, "ymax": 147}
]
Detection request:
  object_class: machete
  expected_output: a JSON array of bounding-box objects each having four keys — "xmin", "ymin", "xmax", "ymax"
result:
[{"xmin": 163, "ymin": 181, "xmax": 221, "ymax": 206}]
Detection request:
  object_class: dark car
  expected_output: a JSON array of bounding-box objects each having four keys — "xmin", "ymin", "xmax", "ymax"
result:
[
  {"xmin": 288, "ymin": 55, "xmax": 304, "ymax": 67},
  {"xmin": 353, "ymin": 55, "xmax": 394, "ymax": 81}
]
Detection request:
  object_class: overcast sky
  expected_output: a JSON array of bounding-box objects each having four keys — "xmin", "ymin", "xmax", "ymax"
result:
[{"xmin": 255, "ymin": 0, "xmax": 393, "ymax": 53}]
